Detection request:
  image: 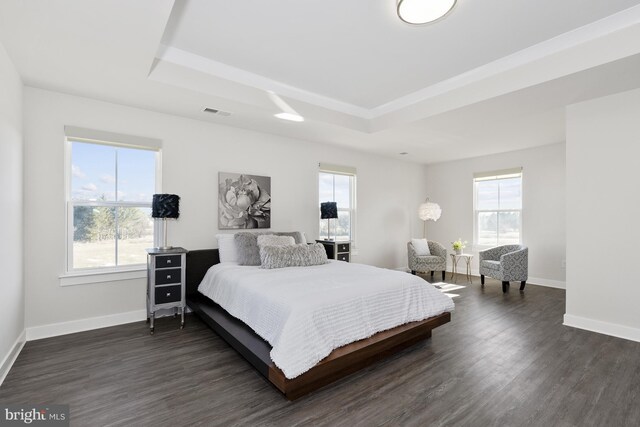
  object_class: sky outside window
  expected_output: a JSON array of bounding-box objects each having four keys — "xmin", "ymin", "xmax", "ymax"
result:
[{"xmin": 71, "ymin": 141, "xmax": 155, "ymax": 203}]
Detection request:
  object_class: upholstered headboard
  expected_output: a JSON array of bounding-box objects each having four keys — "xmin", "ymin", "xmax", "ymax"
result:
[{"xmin": 186, "ymin": 249, "xmax": 220, "ymax": 297}]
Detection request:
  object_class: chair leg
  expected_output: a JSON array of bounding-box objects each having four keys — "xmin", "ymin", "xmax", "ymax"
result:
[
  {"xmin": 442, "ymin": 271, "xmax": 446, "ymax": 281},
  {"xmin": 430, "ymin": 271, "xmax": 434, "ymax": 278},
  {"xmin": 502, "ymin": 281, "xmax": 509, "ymax": 293},
  {"xmin": 481, "ymin": 275, "xmax": 485, "ymax": 285},
  {"xmin": 411, "ymin": 270, "xmax": 416, "ymax": 275},
  {"xmin": 520, "ymin": 281, "xmax": 526, "ymax": 291}
]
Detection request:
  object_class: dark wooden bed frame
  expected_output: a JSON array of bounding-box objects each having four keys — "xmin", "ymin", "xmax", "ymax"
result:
[{"xmin": 186, "ymin": 249, "xmax": 451, "ymax": 400}]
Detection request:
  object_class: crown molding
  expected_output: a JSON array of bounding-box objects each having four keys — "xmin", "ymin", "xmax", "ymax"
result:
[
  {"xmin": 154, "ymin": 5, "xmax": 640, "ymax": 128},
  {"xmin": 371, "ymin": 4, "xmax": 640, "ymax": 117},
  {"xmin": 155, "ymin": 44, "xmax": 372, "ymax": 119}
]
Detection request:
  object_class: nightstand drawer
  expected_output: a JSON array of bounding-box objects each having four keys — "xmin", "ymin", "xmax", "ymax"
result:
[
  {"xmin": 155, "ymin": 285, "xmax": 181, "ymax": 304},
  {"xmin": 156, "ymin": 255, "xmax": 181, "ymax": 269},
  {"xmin": 337, "ymin": 253, "xmax": 350, "ymax": 262},
  {"xmin": 337, "ymin": 243, "xmax": 350, "ymax": 253},
  {"xmin": 155, "ymin": 268, "xmax": 182, "ymax": 285}
]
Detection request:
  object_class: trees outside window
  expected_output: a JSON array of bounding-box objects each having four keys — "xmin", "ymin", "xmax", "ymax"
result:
[
  {"xmin": 319, "ymin": 169, "xmax": 356, "ymax": 242},
  {"xmin": 68, "ymin": 140, "xmax": 158, "ymax": 271},
  {"xmin": 474, "ymin": 171, "xmax": 522, "ymax": 247}
]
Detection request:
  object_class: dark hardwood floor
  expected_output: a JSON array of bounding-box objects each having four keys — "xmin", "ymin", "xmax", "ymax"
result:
[{"xmin": 2, "ymin": 276, "xmax": 640, "ymax": 426}]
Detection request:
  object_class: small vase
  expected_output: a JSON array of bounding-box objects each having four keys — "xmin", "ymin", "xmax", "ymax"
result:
[{"xmin": 455, "ymin": 249, "xmax": 463, "ymax": 255}]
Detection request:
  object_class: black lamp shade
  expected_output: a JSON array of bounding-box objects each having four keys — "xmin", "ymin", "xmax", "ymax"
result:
[
  {"xmin": 320, "ymin": 202, "xmax": 338, "ymax": 219},
  {"xmin": 152, "ymin": 194, "xmax": 180, "ymax": 219}
]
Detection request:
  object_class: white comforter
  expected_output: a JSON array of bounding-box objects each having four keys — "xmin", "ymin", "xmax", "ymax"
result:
[{"xmin": 198, "ymin": 261, "xmax": 454, "ymax": 379}]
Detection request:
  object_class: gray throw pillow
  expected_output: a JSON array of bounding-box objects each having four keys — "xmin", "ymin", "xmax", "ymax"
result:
[
  {"xmin": 257, "ymin": 234, "xmax": 295, "ymax": 247},
  {"xmin": 274, "ymin": 231, "xmax": 306, "ymax": 244},
  {"xmin": 234, "ymin": 231, "xmax": 307, "ymax": 265},
  {"xmin": 260, "ymin": 243, "xmax": 328, "ymax": 269},
  {"xmin": 234, "ymin": 232, "xmax": 264, "ymax": 266}
]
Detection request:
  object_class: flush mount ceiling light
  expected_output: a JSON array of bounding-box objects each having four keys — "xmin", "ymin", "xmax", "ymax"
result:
[
  {"xmin": 274, "ymin": 112, "xmax": 304, "ymax": 122},
  {"xmin": 397, "ymin": 0, "xmax": 456, "ymax": 25}
]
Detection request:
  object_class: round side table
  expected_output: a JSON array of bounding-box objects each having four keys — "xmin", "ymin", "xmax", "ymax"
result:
[{"xmin": 450, "ymin": 253, "xmax": 473, "ymax": 284}]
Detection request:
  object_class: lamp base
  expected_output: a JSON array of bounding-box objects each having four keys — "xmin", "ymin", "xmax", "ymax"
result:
[
  {"xmin": 326, "ymin": 218, "xmax": 335, "ymax": 241},
  {"xmin": 152, "ymin": 218, "xmax": 174, "ymax": 251}
]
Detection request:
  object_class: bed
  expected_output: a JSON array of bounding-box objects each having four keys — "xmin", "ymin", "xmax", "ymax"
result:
[{"xmin": 186, "ymin": 248, "xmax": 453, "ymax": 400}]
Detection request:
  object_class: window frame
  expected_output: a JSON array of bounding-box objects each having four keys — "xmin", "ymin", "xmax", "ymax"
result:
[
  {"xmin": 318, "ymin": 165, "xmax": 357, "ymax": 245},
  {"xmin": 473, "ymin": 169, "xmax": 523, "ymax": 249},
  {"xmin": 62, "ymin": 129, "xmax": 162, "ymax": 281}
]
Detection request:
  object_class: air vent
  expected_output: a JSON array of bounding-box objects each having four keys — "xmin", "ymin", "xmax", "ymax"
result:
[{"xmin": 203, "ymin": 107, "xmax": 231, "ymax": 117}]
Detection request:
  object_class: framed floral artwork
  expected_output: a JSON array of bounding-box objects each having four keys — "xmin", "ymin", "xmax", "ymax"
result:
[{"xmin": 218, "ymin": 172, "xmax": 271, "ymax": 229}]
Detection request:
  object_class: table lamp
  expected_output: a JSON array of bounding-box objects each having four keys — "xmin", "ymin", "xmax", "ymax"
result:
[
  {"xmin": 320, "ymin": 202, "xmax": 338, "ymax": 240},
  {"xmin": 152, "ymin": 194, "xmax": 180, "ymax": 250}
]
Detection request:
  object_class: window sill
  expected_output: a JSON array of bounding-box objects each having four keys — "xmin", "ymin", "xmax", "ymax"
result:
[{"xmin": 59, "ymin": 268, "xmax": 146, "ymax": 287}]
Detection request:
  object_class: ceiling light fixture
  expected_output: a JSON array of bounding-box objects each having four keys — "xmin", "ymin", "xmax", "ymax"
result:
[
  {"xmin": 397, "ymin": 0, "xmax": 456, "ymax": 25},
  {"xmin": 274, "ymin": 112, "xmax": 304, "ymax": 122}
]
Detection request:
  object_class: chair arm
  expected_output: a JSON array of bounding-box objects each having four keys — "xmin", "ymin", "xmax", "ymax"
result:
[
  {"xmin": 428, "ymin": 241, "xmax": 447, "ymax": 260},
  {"xmin": 500, "ymin": 247, "xmax": 528, "ymax": 271},
  {"xmin": 407, "ymin": 242, "xmax": 419, "ymax": 271},
  {"xmin": 407, "ymin": 242, "xmax": 417, "ymax": 258},
  {"xmin": 479, "ymin": 247, "xmax": 501, "ymax": 262}
]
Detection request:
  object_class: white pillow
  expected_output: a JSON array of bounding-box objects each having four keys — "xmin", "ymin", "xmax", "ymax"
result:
[
  {"xmin": 257, "ymin": 234, "xmax": 295, "ymax": 247},
  {"xmin": 411, "ymin": 238, "xmax": 431, "ymax": 256},
  {"xmin": 217, "ymin": 233, "xmax": 238, "ymax": 263}
]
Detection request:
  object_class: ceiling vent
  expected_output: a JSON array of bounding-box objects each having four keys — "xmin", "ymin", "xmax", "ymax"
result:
[{"xmin": 203, "ymin": 107, "xmax": 231, "ymax": 117}]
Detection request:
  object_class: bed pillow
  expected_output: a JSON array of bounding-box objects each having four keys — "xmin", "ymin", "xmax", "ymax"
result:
[
  {"xmin": 260, "ymin": 243, "xmax": 328, "ymax": 269},
  {"xmin": 234, "ymin": 232, "xmax": 264, "ymax": 265},
  {"xmin": 235, "ymin": 231, "xmax": 307, "ymax": 265},
  {"xmin": 216, "ymin": 233, "xmax": 238, "ymax": 263},
  {"xmin": 411, "ymin": 238, "xmax": 431, "ymax": 256},
  {"xmin": 257, "ymin": 234, "xmax": 295, "ymax": 248},
  {"xmin": 274, "ymin": 231, "xmax": 307, "ymax": 245}
]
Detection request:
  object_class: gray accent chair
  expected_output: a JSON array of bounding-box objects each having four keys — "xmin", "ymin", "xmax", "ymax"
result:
[
  {"xmin": 407, "ymin": 241, "xmax": 447, "ymax": 281},
  {"xmin": 479, "ymin": 245, "xmax": 528, "ymax": 293}
]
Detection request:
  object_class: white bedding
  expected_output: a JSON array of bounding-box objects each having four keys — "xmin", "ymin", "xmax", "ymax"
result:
[{"xmin": 198, "ymin": 261, "xmax": 454, "ymax": 379}]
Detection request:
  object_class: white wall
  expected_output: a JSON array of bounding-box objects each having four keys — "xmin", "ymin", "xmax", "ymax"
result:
[
  {"xmin": 0, "ymin": 42, "xmax": 24, "ymax": 379},
  {"xmin": 565, "ymin": 88, "xmax": 640, "ymax": 342},
  {"xmin": 23, "ymin": 87, "xmax": 427, "ymax": 332},
  {"xmin": 424, "ymin": 143, "xmax": 566, "ymax": 287}
]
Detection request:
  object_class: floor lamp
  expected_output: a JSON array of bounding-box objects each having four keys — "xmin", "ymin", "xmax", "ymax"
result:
[{"xmin": 418, "ymin": 198, "xmax": 441, "ymax": 238}]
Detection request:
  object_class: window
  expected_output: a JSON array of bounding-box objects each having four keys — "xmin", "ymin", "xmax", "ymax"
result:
[
  {"xmin": 474, "ymin": 168, "xmax": 522, "ymax": 247},
  {"xmin": 318, "ymin": 163, "xmax": 356, "ymax": 242},
  {"xmin": 65, "ymin": 128, "xmax": 160, "ymax": 274}
]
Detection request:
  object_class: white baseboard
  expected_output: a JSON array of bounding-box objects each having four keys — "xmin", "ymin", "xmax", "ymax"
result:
[
  {"xmin": 26, "ymin": 309, "xmax": 147, "ymax": 341},
  {"xmin": 527, "ymin": 276, "xmax": 565, "ymax": 289},
  {"xmin": 564, "ymin": 314, "xmax": 640, "ymax": 343},
  {"xmin": 0, "ymin": 330, "xmax": 26, "ymax": 386}
]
